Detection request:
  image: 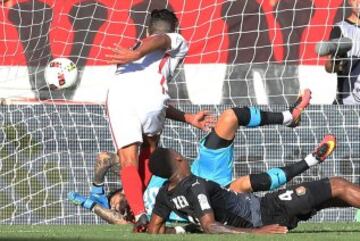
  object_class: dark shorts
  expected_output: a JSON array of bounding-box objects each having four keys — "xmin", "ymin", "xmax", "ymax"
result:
[{"xmin": 260, "ymin": 178, "xmax": 332, "ymax": 230}]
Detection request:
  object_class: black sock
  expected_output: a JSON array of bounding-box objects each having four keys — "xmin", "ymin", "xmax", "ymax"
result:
[
  {"xmin": 249, "ymin": 173, "xmax": 272, "ymax": 191},
  {"xmin": 231, "ymin": 107, "xmax": 251, "ymax": 126},
  {"xmin": 259, "ymin": 111, "xmax": 284, "ymax": 125},
  {"xmin": 250, "ymin": 160, "xmax": 310, "ymax": 192},
  {"xmin": 232, "ymin": 107, "xmax": 284, "ymax": 127},
  {"xmin": 280, "ymin": 160, "xmax": 310, "ymax": 180}
]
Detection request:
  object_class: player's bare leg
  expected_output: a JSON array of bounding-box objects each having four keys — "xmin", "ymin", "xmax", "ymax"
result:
[
  {"xmin": 92, "ymin": 152, "xmax": 119, "ymax": 186},
  {"xmin": 301, "ymin": 135, "xmax": 360, "ymax": 209},
  {"xmin": 328, "ymin": 177, "xmax": 360, "ymax": 208}
]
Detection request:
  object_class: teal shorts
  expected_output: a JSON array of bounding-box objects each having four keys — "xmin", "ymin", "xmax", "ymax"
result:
[{"xmin": 191, "ymin": 136, "xmax": 234, "ymax": 186}]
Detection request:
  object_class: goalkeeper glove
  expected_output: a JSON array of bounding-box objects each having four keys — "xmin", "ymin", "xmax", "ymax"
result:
[
  {"xmin": 89, "ymin": 183, "xmax": 110, "ymax": 209},
  {"xmin": 68, "ymin": 192, "xmax": 96, "ymax": 210}
]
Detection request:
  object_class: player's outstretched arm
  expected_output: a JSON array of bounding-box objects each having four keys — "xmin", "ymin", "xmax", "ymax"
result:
[
  {"xmin": 166, "ymin": 105, "xmax": 215, "ymax": 131},
  {"xmin": 69, "ymin": 152, "xmax": 119, "ymax": 211},
  {"xmin": 199, "ymin": 212, "xmax": 287, "ymax": 234},
  {"xmin": 68, "ymin": 192, "xmax": 128, "ymax": 224},
  {"xmin": 148, "ymin": 211, "xmax": 287, "ymax": 234},
  {"xmin": 148, "ymin": 213, "xmax": 177, "ymax": 234},
  {"xmin": 106, "ymin": 34, "xmax": 171, "ymax": 65},
  {"xmin": 89, "ymin": 152, "xmax": 119, "ymax": 209},
  {"xmin": 92, "ymin": 204, "xmax": 130, "ymax": 225},
  {"xmin": 148, "ymin": 215, "xmax": 202, "ymax": 234},
  {"xmin": 93, "ymin": 152, "xmax": 119, "ymax": 185}
]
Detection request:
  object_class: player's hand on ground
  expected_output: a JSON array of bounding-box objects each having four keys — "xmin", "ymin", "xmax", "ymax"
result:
[
  {"xmin": 183, "ymin": 223, "xmax": 203, "ymax": 233},
  {"xmin": 106, "ymin": 43, "xmax": 141, "ymax": 65},
  {"xmin": 253, "ymin": 224, "xmax": 288, "ymax": 234},
  {"xmin": 187, "ymin": 110, "xmax": 216, "ymax": 132},
  {"xmin": 133, "ymin": 213, "xmax": 149, "ymax": 233}
]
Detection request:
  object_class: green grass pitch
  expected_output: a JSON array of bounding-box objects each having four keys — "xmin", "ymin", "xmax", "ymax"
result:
[{"xmin": 0, "ymin": 223, "xmax": 359, "ymax": 241}]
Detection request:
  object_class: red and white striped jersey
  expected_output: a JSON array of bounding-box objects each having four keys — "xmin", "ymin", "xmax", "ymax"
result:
[{"xmin": 110, "ymin": 33, "xmax": 188, "ymax": 110}]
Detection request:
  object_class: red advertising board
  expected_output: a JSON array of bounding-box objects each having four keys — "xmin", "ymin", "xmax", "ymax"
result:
[{"xmin": 0, "ymin": 0, "xmax": 347, "ymax": 66}]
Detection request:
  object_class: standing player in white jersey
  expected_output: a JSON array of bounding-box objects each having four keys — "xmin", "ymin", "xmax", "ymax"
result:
[{"xmin": 105, "ymin": 9, "xmax": 190, "ymax": 231}]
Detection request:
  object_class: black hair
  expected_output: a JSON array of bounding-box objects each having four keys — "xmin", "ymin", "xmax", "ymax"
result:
[
  {"xmin": 149, "ymin": 9, "xmax": 178, "ymax": 34},
  {"xmin": 149, "ymin": 147, "xmax": 176, "ymax": 178},
  {"xmin": 107, "ymin": 188, "xmax": 122, "ymax": 201}
]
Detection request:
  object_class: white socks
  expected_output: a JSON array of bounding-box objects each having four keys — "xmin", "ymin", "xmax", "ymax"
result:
[
  {"xmin": 304, "ymin": 153, "xmax": 319, "ymax": 167},
  {"xmin": 282, "ymin": 111, "xmax": 293, "ymax": 126}
]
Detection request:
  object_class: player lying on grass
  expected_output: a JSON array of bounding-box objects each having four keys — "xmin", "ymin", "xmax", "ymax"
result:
[
  {"xmin": 69, "ymin": 141, "xmax": 327, "ymax": 228},
  {"xmin": 68, "ymin": 104, "xmax": 213, "ymax": 224},
  {"xmin": 105, "ymin": 8, "xmax": 190, "ymax": 230},
  {"xmin": 69, "ymin": 90, "xmax": 317, "ymax": 228},
  {"xmin": 147, "ymin": 134, "xmax": 360, "ymax": 234}
]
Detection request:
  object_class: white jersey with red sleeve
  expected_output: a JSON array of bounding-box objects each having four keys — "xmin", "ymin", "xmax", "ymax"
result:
[
  {"xmin": 106, "ymin": 33, "xmax": 189, "ymax": 149},
  {"xmin": 113, "ymin": 32, "xmax": 188, "ymax": 106}
]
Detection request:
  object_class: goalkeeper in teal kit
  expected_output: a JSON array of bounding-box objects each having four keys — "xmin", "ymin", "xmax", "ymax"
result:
[{"xmin": 68, "ymin": 90, "xmax": 325, "ymax": 229}]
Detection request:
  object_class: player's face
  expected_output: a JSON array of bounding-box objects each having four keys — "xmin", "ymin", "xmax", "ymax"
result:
[
  {"xmin": 109, "ymin": 191, "xmax": 134, "ymax": 222},
  {"xmin": 177, "ymin": 153, "xmax": 191, "ymax": 174},
  {"xmin": 349, "ymin": 0, "xmax": 360, "ymax": 17}
]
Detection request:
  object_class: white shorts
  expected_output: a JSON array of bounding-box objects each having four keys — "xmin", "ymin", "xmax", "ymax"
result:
[{"xmin": 106, "ymin": 90, "xmax": 167, "ymax": 150}]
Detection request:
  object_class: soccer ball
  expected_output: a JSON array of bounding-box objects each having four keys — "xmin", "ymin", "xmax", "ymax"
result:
[{"xmin": 44, "ymin": 58, "xmax": 78, "ymax": 90}]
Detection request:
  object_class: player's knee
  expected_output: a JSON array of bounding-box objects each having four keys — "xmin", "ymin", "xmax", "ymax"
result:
[
  {"xmin": 250, "ymin": 168, "xmax": 287, "ymax": 191},
  {"xmin": 267, "ymin": 168, "xmax": 287, "ymax": 190},
  {"xmin": 215, "ymin": 109, "xmax": 239, "ymax": 139},
  {"xmin": 220, "ymin": 109, "xmax": 238, "ymax": 127},
  {"xmin": 249, "ymin": 173, "xmax": 271, "ymax": 191},
  {"xmin": 118, "ymin": 147, "xmax": 139, "ymax": 167},
  {"xmin": 120, "ymin": 159, "xmax": 137, "ymax": 168},
  {"xmin": 119, "ymin": 153, "xmax": 137, "ymax": 167}
]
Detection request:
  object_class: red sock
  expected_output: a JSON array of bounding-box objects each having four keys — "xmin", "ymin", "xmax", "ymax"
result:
[
  {"xmin": 139, "ymin": 147, "xmax": 153, "ymax": 190},
  {"xmin": 120, "ymin": 166, "xmax": 145, "ymax": 216}
]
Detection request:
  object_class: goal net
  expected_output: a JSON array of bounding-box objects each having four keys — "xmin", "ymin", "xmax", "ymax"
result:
[
  {"xmin": 0, "ymin": 0, "xmax": 359, "ymax": 224},
  {"xmin": 0, "ymin": 104, "xmax": 360, "ymax": 224}
]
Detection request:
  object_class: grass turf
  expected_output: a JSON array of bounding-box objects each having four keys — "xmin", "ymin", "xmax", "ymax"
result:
[{"xmin": 0, "ymin": 223, "xmax": 359, "ymax": 241}]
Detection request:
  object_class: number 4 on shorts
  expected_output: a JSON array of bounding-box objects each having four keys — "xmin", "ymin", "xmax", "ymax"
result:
[{"xmin": 278, "ymin": 190, "xmax": 294, "ymax": 201}]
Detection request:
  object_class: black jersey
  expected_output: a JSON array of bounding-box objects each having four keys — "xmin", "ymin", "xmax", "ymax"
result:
[{"xmin": 152, "ymin": 174, "xmax": 262, "ymax": 228}]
